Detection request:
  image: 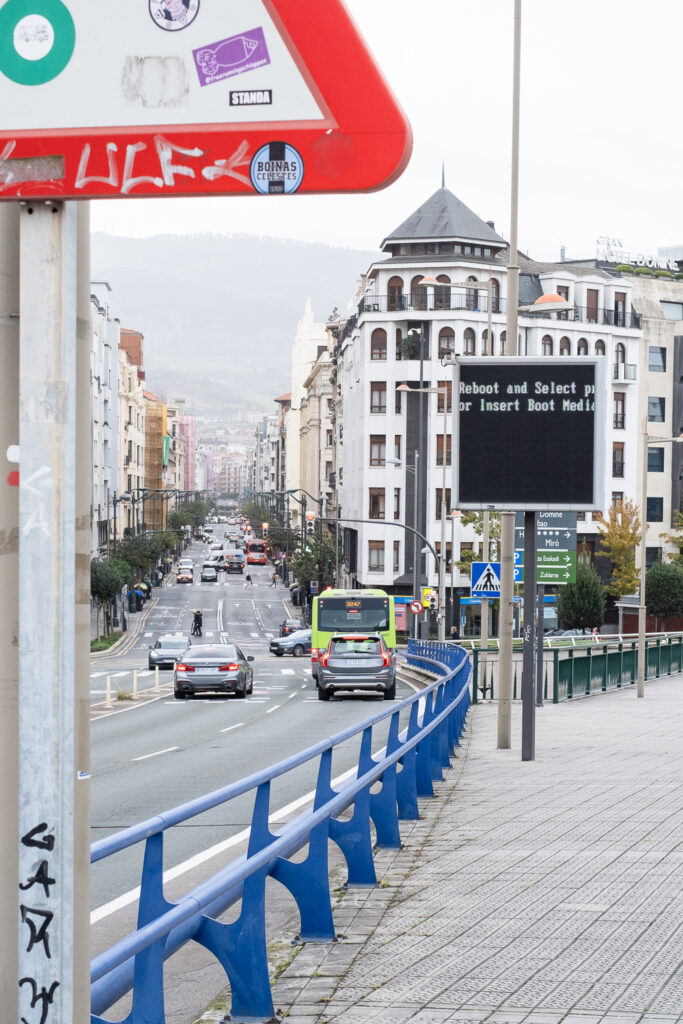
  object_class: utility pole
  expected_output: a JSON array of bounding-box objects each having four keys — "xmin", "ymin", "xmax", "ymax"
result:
[{"xmin": 497, "ymin": 512, "xmax": 514, "ymax": 749}]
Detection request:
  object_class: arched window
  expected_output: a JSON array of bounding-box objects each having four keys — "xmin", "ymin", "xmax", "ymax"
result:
[
  {"xmin": 435, "ymin": 274, "xmax": 451, "ymax": 310},
  {"xmin": 615, "ymin": 342, "xmax": 625, "ymax": 364},
  {"xmin": 411, "ymin": 275, "xmax": 427, "ymax": 310},
  {"xmin": 490, "ymin": 278, "xmax": 501, "ymax": 314},
  {"xmin": 370, "ymin": 328, "xmax": 387, "ymax": 361},
  {"xmin": 542, "ymin": 335, "xmax": 553, "ymax": 356},
  {"xmin": 388, "ymin": 276, "xmax": 404, "ymax": 312},
  {"xmin": 464, "ymin": 328, "xmax": 476, "ymax": 356},
  {"xmin": 560, "ymin": 337, "xmax": 571, "ymax": 356},
  {"xmin": 438, "ymin": 326, "xmax": 455, "ymax": 358},
  {"xmin": 577, "ymin": 338, "xmax": 588, "ymax": 355},
  {"xmin": 499, "ymin": 330, "xmax": 506, "ymax": 355},
  {"xmin": 595, "ymin": 339, "xmax": 605, "ymax": 356},
  {"xmin": 465, "ymin": 275, "xmax": 478, "ymax": 312},
  {"xmin": 482, "ymin": 329, "xmax": 495, "ymax": 356}
]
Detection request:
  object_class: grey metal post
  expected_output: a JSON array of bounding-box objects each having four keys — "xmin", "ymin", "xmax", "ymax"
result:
[
  {"xmin": 481, "ymin": 510, "xmax": 490, "ymax": 653},
  {"xmin": 18, "ymin": 201, "xmax": 78, "ymax": 1024},
  {"xmin": 437, "ymin": 389, "xmax": 448, "ymax": 640},
  {"xmin": 412, "ymin": 449, "xmax": 419, "ymax": 639},
  {"xmin": 637, "ymin": 417, "xmax": 648, "ymax": 698},
  {"xmin": 522, "ymin": 510, "xmax": 537, "ymax": 760},
  {"xmin": 0, "ymin": 201, "xmax": 20, "ymax": 1024},
  {"xmin": 74, "ymin": 202, "xmax": 92, "ymax": 1022},
  {"xmin": 497, "ymin": 512, "xmax": 514, "ymax": 748},
  {"xmin": 536, "ymin": 583, "xmax": 545, "ymax": 705}
]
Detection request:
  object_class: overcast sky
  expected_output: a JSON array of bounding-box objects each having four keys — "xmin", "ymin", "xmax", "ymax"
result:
[{"xmin": 91, "ymin": 0, "xmax": 683, "ymax": 263}]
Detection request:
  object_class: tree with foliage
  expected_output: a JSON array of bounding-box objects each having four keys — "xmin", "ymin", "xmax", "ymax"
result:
[
  {"xmin": 455, "ymin": 511, "xmax": 500, "ymax": 574},
  {"xmin": 645, "ymin": 561, "xmax": 683, "ymax": 627},
  {"xmin": 116, "ymin": 532, "xmax": 178, "ymax": 577},
  {"xmin": 595, "ymin": 500, "xmax": 640, "ymax": 598},
  {"xmin": 240, "ymin": 501, "xmax": 271, "ymax": 530},
  {"xmin": 659, "ymin": 509, "xmax": 683, "ymax": 566},
  {"xmin": 168, "ymin": 499, "xmax": 210, "ymax": 532},
  {"xmin": 91, "ymin": 560, "xmax": 127, "ymax": 638},
  {"xmin": 291, "ymin": 536, "xmax": 340, "ymax": 593},
  {"xmin": 557, "ymin": 565, "xmax": 606, "ymax": 631}
]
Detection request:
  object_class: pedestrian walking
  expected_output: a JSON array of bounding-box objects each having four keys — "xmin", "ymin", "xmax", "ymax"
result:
[
  {"xmin": 244, "ymin": 573, "xmax": 253, "ymax": 589},
  {"xmin": 269, "ymin": 571, "xmax": 277, "ymax": 588},
  {"xmin": 192, "ymin": 609, "xmax": 203, "ymax": 636}
]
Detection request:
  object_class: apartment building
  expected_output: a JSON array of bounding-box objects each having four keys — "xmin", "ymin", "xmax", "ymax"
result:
[
  {"xmin": 90, "ymin": 282, "xmax": 119, "ymax": 558},
  {"xmin": 336, "ymin": 187, "xmax": 643, "ymax": 595}
]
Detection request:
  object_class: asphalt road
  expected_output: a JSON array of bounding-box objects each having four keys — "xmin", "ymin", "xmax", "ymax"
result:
[{"xmin": 90, "ymin": 540, "xmax": 416, "ymax": 913}]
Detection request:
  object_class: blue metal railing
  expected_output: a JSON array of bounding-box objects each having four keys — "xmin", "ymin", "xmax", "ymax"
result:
[{"xmin": 90, "ymin": 644, "xmax": 471, "ymax": 1023}]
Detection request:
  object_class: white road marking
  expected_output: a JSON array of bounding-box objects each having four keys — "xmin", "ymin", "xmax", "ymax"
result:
[
  {"xmin": 139, "ymin": 670, "xmax": 153, "ymax": 677},
  {"xmin": 288, "ymin": 693, "xmax": 297, "ymax": 700},
  {"xmin": 265, "ymin": 705, "xmax": 280, "ymax": 714},
  {"xmin": 205, "ymin": 631, "xmax": 215, "ymax": 637},
  {"xmin": 250, "ymin": 632, "xmax": 259, "ymax": 637},
  {"xmin": 113, "ymin": 671, "xmax": 129, "ymax": 678},
  {"xmin": 144, "ymin": 632, "xmax": 153, "ymax": 637},
  {"xmin": 90, "ymin": 672, "xmax": 106, "ymax": 679},
  {"xmin": 220, "ymin": 723, "xmax": 244, "ymax": 734},
  {"xmin": 132, "ymin": 746, "xmax": 178, "ymax": 763},
  {"xmin": 280, "ymin": 669, "xmax": 295, "ymax": 675},
  {"xmin": 301, "ymin": 683, "xmax": 307, "ymax": 689}
]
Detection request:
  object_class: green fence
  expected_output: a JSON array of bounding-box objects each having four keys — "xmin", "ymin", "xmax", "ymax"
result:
[{"xmin": 472, "ymin": 634, "xmax": 683, "ymax": 703}]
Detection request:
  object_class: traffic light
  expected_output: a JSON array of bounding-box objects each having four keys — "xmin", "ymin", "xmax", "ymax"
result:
[{"xmin": 305, "ymin": 511, "xmax": 316, "ymax": 535}]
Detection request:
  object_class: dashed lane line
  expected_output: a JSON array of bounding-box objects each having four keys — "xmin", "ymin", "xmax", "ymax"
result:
[
  {"xmin": 132, "ymin": 746, "xmax": 178, "ymax": 762},
  {"xmin": 265, "ymin": 705, "xmax": 281, "ymax": 714},
  {"xmin": 220, "ymin": 723, "xmax": 244, "ymax": 734}
]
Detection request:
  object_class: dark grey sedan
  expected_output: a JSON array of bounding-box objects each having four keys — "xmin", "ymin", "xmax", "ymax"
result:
[
  {"xmin": 269, "ymin": 629, "xmax": 312, "ymax": 657},
  {"xmin": 174, "ymin": 644, "xmax": 254, "ymax": 699},
  {"xmin": 318, "ymin": 634, "xmax": 396, "ymax": 702},
  {"xmin": 148, "ymin": 634, "xmax": 192, "ymax": 670}
]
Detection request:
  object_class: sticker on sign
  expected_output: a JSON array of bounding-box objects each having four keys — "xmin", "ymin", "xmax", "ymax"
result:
[{"xmin": 0, "ymin": 0, "xmax": 411, "ymax": 200}]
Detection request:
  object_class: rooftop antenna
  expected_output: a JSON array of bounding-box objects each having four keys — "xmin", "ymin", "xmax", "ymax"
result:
[{"xmin": 441, "ymin": 161, "xmax": 445, "ymax": 188}]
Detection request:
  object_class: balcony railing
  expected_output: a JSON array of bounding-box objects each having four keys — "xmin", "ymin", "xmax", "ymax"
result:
[
  {"xmin": 359, "ymin": 296, "xmax": 641, "ymax": 329},
  {"xmin": 613, "ymin": 362, "xmax": 637, "ymax": 381}
]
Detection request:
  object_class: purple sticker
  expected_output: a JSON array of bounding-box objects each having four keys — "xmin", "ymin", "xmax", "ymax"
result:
[{"xmin": 193, "ymin": 27, "xmax": 270, "ymax": 86}]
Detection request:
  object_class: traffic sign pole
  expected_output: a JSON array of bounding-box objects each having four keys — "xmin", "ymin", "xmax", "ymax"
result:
[{"xmin": 522, "ymin": 511, "xmax": 536, "ymax": 761}]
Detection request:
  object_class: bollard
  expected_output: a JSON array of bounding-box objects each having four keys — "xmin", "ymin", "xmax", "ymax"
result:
[
  {"xmin": 133, "ymin": 670, "xmax": 138, "ymax": 699},
  {"xmin": 154, "ymin": 666, "xmax": 160, "ymax": 692},
  {"xmin": 105, "ymin": 675, "xmax": 113, "ymax": 709}
]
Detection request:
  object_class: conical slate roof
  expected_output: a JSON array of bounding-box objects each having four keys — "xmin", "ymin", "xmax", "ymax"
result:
[{"xmin": 383, "ymin": 188, "xmax": 506, "ymax": 247}]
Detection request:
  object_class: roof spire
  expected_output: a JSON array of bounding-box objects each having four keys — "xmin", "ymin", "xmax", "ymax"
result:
[{"xmin": 441, "ymin": 161, "xmax": 445, "ymax": 189}]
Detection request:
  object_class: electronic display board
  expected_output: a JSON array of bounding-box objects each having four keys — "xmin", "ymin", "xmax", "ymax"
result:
[{"xmin": 454, "ymin": 358, "xmax": 605, "ymax": 511}]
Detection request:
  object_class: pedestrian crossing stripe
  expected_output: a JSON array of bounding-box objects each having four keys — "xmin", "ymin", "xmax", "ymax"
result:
[{"xmin": 472, "ymin": 562, "xmax": 502, "ymax": 593}]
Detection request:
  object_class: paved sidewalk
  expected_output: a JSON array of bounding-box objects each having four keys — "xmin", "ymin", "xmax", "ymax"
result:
[{"xmin": 272, "ymin": 678, "xmax": 683, "ymax": 1024}]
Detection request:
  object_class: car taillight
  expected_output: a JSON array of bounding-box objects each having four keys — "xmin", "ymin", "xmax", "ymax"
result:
[
  {"xmin": 382, "ymin": 651, "xmax": 391, "ymax": 666},
  {"xmin": 219, "ymin": 663, "xmax": 240, "ymax": 671},
  {"xmin": 311, "ymin": 648, "xmax": 319, "ymax": 662},
  {"xmin": 176, "ymin": 664, "xmax": 194, "ymax": 672},
  {"xmin": 320, "ymin": 651, "xmax": 330, "ymax": 667}
]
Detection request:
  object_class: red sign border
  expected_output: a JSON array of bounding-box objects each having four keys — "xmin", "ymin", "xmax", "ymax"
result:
[{"xmin": 0, "ymin": 0, "xmax": 412, "ymax": 200}]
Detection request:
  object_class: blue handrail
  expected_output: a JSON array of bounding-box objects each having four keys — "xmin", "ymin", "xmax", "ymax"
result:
[{"xmin": 90, "ymin": 645, "xmax": 471, "ymax": 1023}]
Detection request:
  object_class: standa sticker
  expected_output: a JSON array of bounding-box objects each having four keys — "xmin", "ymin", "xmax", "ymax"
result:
[
  {"xmin": 149, "ymin": 0, "xmax": 200, "ymax": 32},
  {"xmin": 0, "ymin": 0, "xmax": 75, "ymax": 85},
  {"xmin": 250, "ymin": 141, "xmax": 303, "ymax": 195}
]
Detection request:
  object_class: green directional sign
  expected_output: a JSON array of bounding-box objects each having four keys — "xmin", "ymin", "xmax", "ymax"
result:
[{"xmin": 515, "ymin": 550, "xmax": 577, "ymax": 585}]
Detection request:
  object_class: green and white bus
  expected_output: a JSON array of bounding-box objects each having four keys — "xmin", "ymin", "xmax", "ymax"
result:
[{"xmin": 310, "ymin": 588, "xmax": 396, "ymax": 679}]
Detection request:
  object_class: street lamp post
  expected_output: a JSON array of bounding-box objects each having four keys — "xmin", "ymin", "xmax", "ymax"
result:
[
  {"xmin": 387, "ymin": 451, "xmax": 420, "ymax": 638},
  {"xmin": 397, "ymin": 384, "xmax": 450, "ymax": 641},
  {"xmin": 637, "ymin": 425, "xmax": 683, "ymax": 698}
]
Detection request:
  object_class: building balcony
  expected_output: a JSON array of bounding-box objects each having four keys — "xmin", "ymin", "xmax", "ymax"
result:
[
  {"xmin": 358, "ymin": 295, "xmax": 641, "ymax": 329},
  {"xmin": 613, "ymin": 362, "xmax": 637, "ymax": 382}
]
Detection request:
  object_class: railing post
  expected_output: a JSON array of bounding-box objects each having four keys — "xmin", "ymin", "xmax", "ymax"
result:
[{"xmin": 472, "ymin": 647, "xmax": 479, "ymax": 703}]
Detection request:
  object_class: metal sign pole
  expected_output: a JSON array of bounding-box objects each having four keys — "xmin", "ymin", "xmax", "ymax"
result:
[
  {"xmin": 18, "ymin": 201, "xmax": 78, "ymax": 1024},
  {"xmin": 522, "ymin": 510, "xmax": 536, "ymax": 760}
]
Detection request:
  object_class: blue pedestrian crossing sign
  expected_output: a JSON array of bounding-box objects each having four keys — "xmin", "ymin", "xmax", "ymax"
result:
[{"xmin": 471, "ymin": 562, "xmax": 502, "ymax": 596}]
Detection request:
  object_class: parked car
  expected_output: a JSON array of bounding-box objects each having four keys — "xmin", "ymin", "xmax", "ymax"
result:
[
  {"xmin": 317, "ymin": 633, "xmax": 396, "ymax": 702},
  {"xmin": 270, "ymin": 629, "xmax": 312, "ymax": 658},
  {"xmin": 148, "ymin": 634, "xmax": 191, "ymax": 670},
  {"xmin": 226, "ymin": 552, "xmax": 245, "ymax": 573},
  {"xmin": 176, "ymin": 568, "xmax": 193, "ymax": 584},
  {"xmin": 200, "ymin": 565, "xmax": 218, "ymax": 582},
  {"xmin": 173, "ymin": 644, "xmax": 254, "ymax": 699}
]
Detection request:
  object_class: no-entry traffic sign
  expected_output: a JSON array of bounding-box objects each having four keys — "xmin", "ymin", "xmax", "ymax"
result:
[{"xmin": 0, "ymin": 0, "xmax": 411, "ymax": 200}]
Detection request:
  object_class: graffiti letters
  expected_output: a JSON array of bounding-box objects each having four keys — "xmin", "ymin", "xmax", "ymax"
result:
[
  {"xmin": 19, "ymin": 822, "xmax": 58, "ymax": 1022},
  {"xmin": 19, "ymin": 978, "xmax": 59, "ymax": 1024}
]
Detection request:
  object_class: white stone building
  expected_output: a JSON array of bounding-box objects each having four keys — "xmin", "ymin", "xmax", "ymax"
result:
[
  {"xmin": 336, "ymin": 188, "xmax": 645, "ymax": 618},
  {"xmin": 117, "ymin": 345, "xmax": 145, "ymax": 540},
  {"xmin": 90, "ymin": 282, "xmax": 120, "ymax": 558}
]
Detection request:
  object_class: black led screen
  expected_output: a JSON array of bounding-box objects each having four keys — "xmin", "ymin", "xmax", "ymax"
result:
[{"xmin": 456, "ymin": 360, "xmax": 599, "ymax": 509}]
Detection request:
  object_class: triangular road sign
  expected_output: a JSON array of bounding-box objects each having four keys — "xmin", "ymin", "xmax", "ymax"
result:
[
  {"xmin": 472, "ymin": 562, "xmax": 502, "ymax": 593},
  {"xmin": 0, "ymin": 0, "xmax": 411, "ymax": 200}
]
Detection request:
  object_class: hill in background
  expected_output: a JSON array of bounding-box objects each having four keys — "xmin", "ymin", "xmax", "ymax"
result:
[{"xmin": 92, "ymin": 232, "xmax": 378, "ymax": 416}]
